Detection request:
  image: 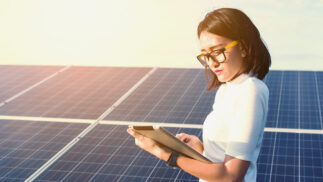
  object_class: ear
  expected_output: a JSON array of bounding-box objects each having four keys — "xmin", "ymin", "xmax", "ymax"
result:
[{"xmin": 239, "ymin": 44, "xmax": 247, "ymax": 58}]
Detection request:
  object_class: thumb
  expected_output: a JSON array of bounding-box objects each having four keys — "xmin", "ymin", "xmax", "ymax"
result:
[{"xmin": 176, "ymin": 133, "xmax": 184, "ymax": 140}]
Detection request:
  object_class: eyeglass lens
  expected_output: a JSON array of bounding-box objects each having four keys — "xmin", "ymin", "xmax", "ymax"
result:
[{"xmin": 200, "ymin": 52, "xmax": 225, "ymax": 66}]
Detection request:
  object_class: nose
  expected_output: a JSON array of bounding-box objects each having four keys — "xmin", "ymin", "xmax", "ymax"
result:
[{"xmin": 208, "ymin": 60, "xmax": 220, "ymax": 68}]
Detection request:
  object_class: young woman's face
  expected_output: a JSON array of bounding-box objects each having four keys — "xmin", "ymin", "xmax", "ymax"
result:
[{"xmin": 199, "ymin": 31, "xmax": 246, "ymax": 82}]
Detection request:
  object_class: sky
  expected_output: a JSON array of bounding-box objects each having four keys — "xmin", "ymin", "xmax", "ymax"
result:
[{"xmin": 0, "ymin": 0, "xmax": 323, "ymax": 70}]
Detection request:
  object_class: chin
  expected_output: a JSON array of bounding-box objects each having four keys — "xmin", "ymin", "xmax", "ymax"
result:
[{"xmin": 216, "ymin": 75, "xmax": 227, "ymax": 82}]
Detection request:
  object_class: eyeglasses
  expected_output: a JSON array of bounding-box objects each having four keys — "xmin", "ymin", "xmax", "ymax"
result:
[{"xmin": 196, "ymin": 40, "xmax": 239, "ymax": 67}]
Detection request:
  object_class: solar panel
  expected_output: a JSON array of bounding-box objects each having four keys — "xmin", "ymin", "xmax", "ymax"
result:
[
  {"xmin": 264, "ymin": 71, "xmax": 322, "ymax": 129},
  {"xmin": 31, "ymin": 125, "xmax": 323, "ymax": 182},
  {"xmin": 316, "ymin": 72, "xmax": 323, "ymax": 104},
  {"xmin": 257, "ymin": 132, "xmax": 323, "ymax": 182},
  {"xmin": 299, "ymin": 72, "xmax": 322, "ymax": 129},
  {"xmin": 106, "ymin": 69, "xmax": 323, "ymax": 130},
  {"xmin": 264, "ymin": 71, "xmax": 282, "ymax": 128},
  {"xmin": 105, "ymin": 68, "xmax": 215, "ymax": 124},
  {"xmin": 277, "ymin": 71, "xmax": 299, "ymax": 129},
  {"xmin": 34, "ymin": 125, "xmax": 200, "ymax": 182},
  {"xmin": 316, "ymin": 71, "xmax": 323, "ymax": 128},
  {"xmin": 0, "ymin": 66, "xmax": 151, "ymax": 119},
  {"xmin": 300, "ymin": 134, "xmax": 323, "ymax": 181},
  {"xmin": 0, "ymin": 65, "xmax": 322, "ymax": 182},
  {"xmin": 0, "ymin": 65, "xmax": 63, "ymax": 102},
  {"xmin": 0, "ymin": 120, "xmax": 88, "ymax": 181}
]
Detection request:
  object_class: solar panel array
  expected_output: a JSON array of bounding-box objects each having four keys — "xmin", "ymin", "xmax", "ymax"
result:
[
  {"xmin": 105, "ymin": 68, "xmax": 214, "ymax": 124},
  {"xmin": 34, "ymin": 126, "xmax": 201, "ymax": 182},
  {"xmin": 257, "ymin": 132, "xmax": 323, "ymax": 182},
  {"xmin": 0, "ymin": 65, "xmax": 63, "ymax": 102},
  {"xmin": 0, "ymin": 66, "xmax": 150, "ymax": 119},
  {"xmin": 0, "ymin": 65, "xmax": 322, "ymax": 182},
  {"xmin": 0, "ymin": 120, "xmax": 88, "ymax": 181}
]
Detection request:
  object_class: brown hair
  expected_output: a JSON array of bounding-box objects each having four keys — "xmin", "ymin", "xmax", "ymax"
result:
[{"xmin": 197, "ymin": 8, "xmax": 271, "ymax": 91}]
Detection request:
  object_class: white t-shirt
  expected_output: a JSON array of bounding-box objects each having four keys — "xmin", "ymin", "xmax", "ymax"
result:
[{"xmin": 200, "ymin": 73, "xmax": 269, "ymax": 182}]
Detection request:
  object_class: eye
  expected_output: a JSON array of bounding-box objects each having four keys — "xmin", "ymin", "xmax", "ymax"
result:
[{"xmin": 210, "ymin": 51, "xmax": 221, "ymax": 57}]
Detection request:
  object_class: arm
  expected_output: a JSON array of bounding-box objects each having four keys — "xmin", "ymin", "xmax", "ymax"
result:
[
  {"xmin": 177, "ymin": 154, "xmax": 249, "ymax": 182},
  {"xmin": 127, "ymin": 128, "xmax": 249, "ymax": 182},
  {"xmin": 126, "ymin": 81, "xmax": 267, "ymax": 181}
]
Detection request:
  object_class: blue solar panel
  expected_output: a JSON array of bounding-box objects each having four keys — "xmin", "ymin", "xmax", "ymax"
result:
[
  {"xmin": 0, "ymin": 120, "xmax": 88, "ymax": 181},
  {"xmin": 0, "ymin": 65, "xmax": 322, "ymax": 181},
  {"xmin": 105, "ymin": 68, "xmax": 214, "ymax": 124},
  {"xmin": 0, "ymin": 65, "xmax": 63, "ymax": 102},
  {"xmin": 106, "ymin": 69, "xmax": 323, "ymax": 130},
  {"xmin": 264, "ymin": 71, "xmax": 322, "ymax": 129},
  {"xmin": 32, "ymin": 125, "xmax": 323, "ymax": 182},
  {"xmin": 277, "ymin": 71, "xmax": 299, "ymax": 129},
  {"xmin": 34, "ymin": 125, "xmax": 201, "ymax": 182},
  {"xmin": 300, "ymin": 134, "xmax": 323, "ymax": 181},
  {"xmin": 264, "ymin": 71, "xmax": 282, "ymax": 128},
  {"xmin": 0, "ymin": 66, "xmax": 151, "ymax": 119},
  {"xmin": 316, "ymin": 72, "xmax": 323, "ymax": 111},
  {"xmin": 299, "ymin": 72, "xmax": 322, "ymax": 129},
  {"xmin": 257, "ymin": 132, "xmax": 323, "ymax": 182}
]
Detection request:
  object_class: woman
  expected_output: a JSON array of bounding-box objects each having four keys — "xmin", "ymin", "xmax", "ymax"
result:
[{"xmin": 127, "ymin": 8, "xmax": 270, "ymax": 182}]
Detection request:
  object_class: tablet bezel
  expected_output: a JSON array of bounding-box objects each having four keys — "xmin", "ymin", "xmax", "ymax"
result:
[{"xmin": 129, "ymin": 125, "xmax": 212, "ymax": 163}]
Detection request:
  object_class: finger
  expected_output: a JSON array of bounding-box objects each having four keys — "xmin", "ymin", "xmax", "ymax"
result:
[
  {"xmin": 176, "ymin": 133, "xmax": 182, "ymax": 138},
  {"xmin": 135, "ymin": 138, "xmax": 141, "ymax": 146},
  {"xmin": 183, "ymin": 138, "xmax": 190, "ymax": 143},
  {"xmin": 135, "ymin": 138, "xmax": 146, "ymax": 148},
  {"xmin": 176, "ymin": 133, "xmax": 185, "ymax": 141},
  {"xmin": 127, "ymin": 128, "xmax": 135, "ymax": 136},
  {"xmin": 127, "ymin": 128, "xmax": 143, "ymax": 139},
  {"xmin": 177, "ymin": 133, "xmax": 190, "ymax": 142}
]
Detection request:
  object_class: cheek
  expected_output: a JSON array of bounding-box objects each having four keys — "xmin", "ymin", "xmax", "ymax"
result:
[{"xmin": 227, "ymin": 52, "xmax": 244, "ymax": 68}]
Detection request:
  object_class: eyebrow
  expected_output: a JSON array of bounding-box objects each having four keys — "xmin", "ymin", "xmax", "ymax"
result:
[{"xmin": 201, "ymin": 43, "xmax": 225, "ymax": 52}]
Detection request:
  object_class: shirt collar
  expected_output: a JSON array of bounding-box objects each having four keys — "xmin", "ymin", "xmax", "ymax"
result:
[{"xmin": 226, "ymin": 72, "xmax": 254, "ymax": 85}]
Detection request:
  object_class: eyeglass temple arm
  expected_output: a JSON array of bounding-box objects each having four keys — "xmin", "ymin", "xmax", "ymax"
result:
[{"xmin": 224, "ymin": 41, "xmax": 239, "ymax": 50}]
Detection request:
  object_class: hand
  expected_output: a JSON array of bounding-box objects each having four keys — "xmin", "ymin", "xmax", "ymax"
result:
[
  {"xmin": 127, "ymin": 128, "xmax": 171, "ymax": 161},
  {"xmin": 176, "ymin": 133, "xmax": 204, "ymax": 154}
]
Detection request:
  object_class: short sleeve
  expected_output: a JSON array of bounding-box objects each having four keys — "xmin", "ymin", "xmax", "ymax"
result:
[{"xmin": 225, "ymin": 80, "xmax": 269, "ymax": 161}]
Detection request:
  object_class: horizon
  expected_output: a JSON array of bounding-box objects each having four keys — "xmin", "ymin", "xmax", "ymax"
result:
[{"xmin": 1, "ymin": 0, "xmax": 322, "ymax": 71}]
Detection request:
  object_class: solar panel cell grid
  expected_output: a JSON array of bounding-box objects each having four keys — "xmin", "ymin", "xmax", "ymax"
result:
[
  {"xmin": 0, "ymin": 120, "xmax": 88, "ymax": 181},
  {"xmin": 316, "ymin": 72, "xmax": 323, "ymax": 130},
  {"xmin": 0, "ymin": 66, "xmax": 322, "ymax": 182},
  {"xmin": 300, "ymin": 134, "xmax": 323, "ymax": 182},
  {"xmin": 33, "ymin": 124, "xmax": 323, "ymax": 182},
  {"xmin": 35, "ymin": 125, "xmax": 201, "ymax": 182},
  {"xmin": 278, "ymin": 71, "xmax": 299, "ymax": 129},
  {"xmin": 0, "ymin": 67, "xmax": 151, "ymax": 119},
  {"xmin": 257, "ymin": 132, "xmax": 275, "ymax": 182},
  {"xmin": 257, "ymin": 132, "xmax": 323, "ymax": 182},
  {"xmin": 299, "ymin": 72, "xmax": 321, "ymax": 129},
  {"xmin": 265, "ymin": 71, "xmax": 282, "ymax": 128},
  {"xmin": 0, "ymin": 65, "xmax": 63, "ymax": 102},
  {"xmin": 105, "ymin": 69, "xmax": 323, "ymax": 129},
  {"xmin": 271, "ymin": 132, "xmax": 299, "ymax": 182},
  {"xmin": 105, "ymin": 68, "xmax": 214, "ymax": 124}
]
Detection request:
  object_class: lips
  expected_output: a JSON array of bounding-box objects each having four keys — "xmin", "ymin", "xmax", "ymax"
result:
[{"xmin": 214, "ymin": 70, "xmax": 222, "ymax": 75}]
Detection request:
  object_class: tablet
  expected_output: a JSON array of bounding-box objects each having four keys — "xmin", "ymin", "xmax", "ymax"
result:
[{"xmin": 129, "ymin": 125, "xmax": 212, "ymax": 163}]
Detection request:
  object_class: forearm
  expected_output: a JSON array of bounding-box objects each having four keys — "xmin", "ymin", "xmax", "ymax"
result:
[
  {"xmin": 176, "ymin": 155, "xmax": 233, "ymax": 182},
  {"xmin": 128, "ymin": 124, "xmax": 247, "ymax": 181}
]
